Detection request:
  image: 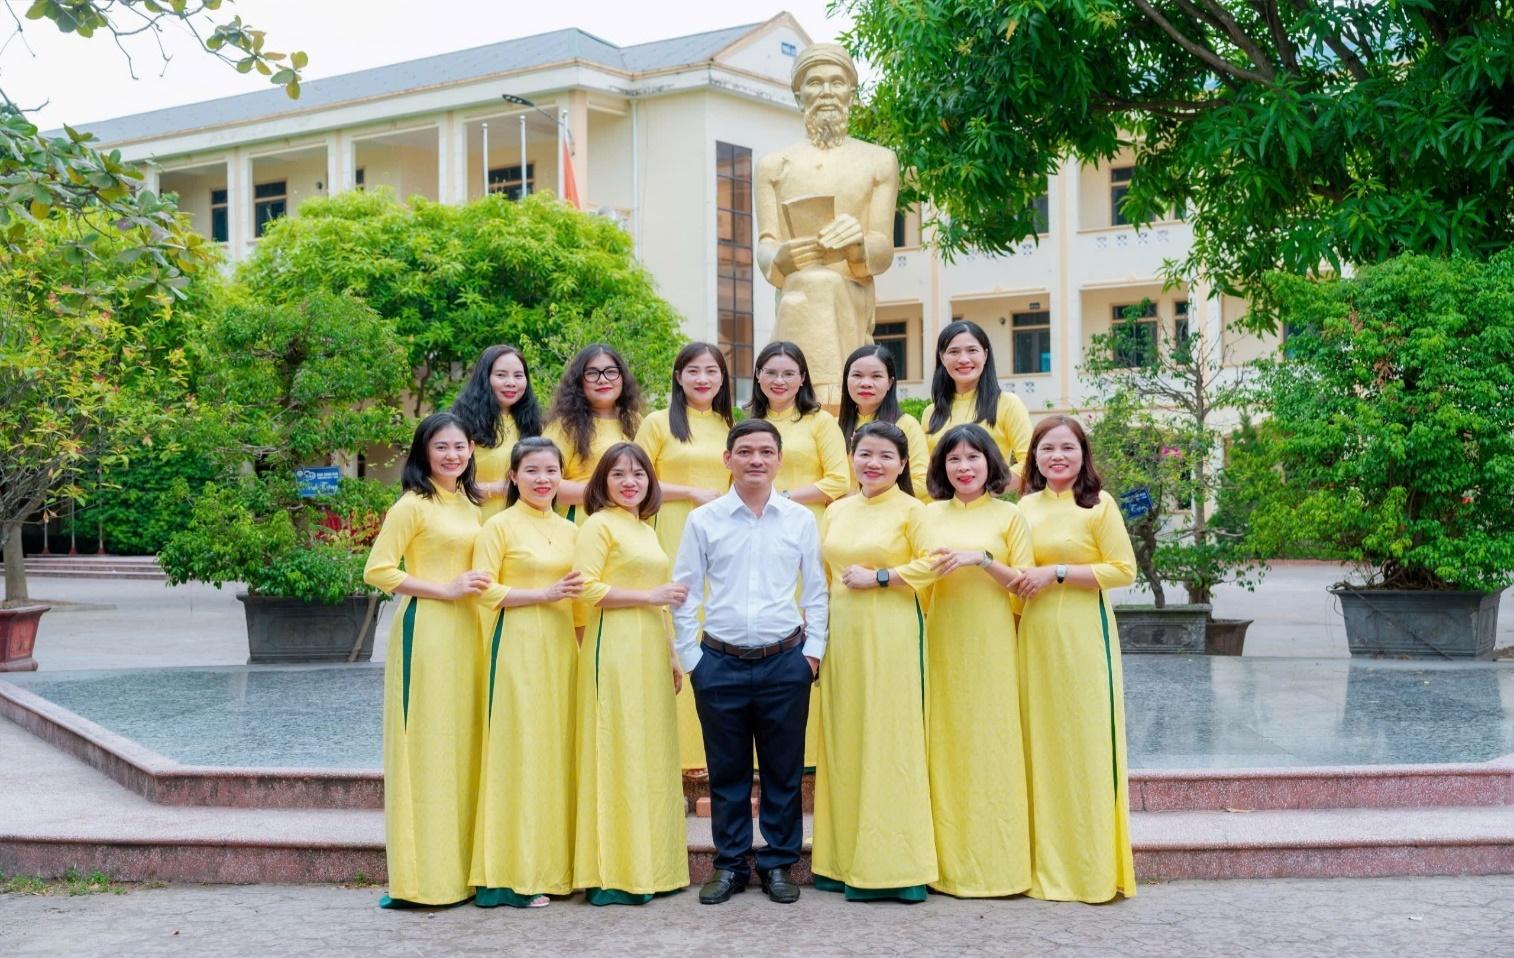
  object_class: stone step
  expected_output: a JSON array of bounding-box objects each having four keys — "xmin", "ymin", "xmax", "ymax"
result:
[{"xmin": 1, "ymin": 556, "xmax": 167, "ymax": 580}]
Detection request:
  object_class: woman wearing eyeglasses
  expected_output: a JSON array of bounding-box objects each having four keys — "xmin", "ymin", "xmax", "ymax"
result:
[
  {"xmin": 544, "ymin": 345, "xmax": 643, "ymax": 526},
  {"xmin": 746, "ymin": 340, "xmax": 849, "ymax": 767}
]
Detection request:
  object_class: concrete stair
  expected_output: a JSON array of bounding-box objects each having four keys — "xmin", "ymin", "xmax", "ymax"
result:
[{"xmin": 0, "ymin": 555, "xmax": 166, "ymax": 581}]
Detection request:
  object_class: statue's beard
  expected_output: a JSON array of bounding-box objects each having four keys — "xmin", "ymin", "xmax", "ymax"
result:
[{"xmin": 804, "ymin": 103, "xmax": 850, "ymax": 149}]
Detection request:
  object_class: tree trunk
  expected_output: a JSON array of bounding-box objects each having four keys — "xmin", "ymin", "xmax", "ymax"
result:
[
  {"xmin": 2, "ymin": 521, "xmax": 28, "ymax": 605},
  {"xmin": 1134, "ymin": 518, "xmax": 1165, "ymax": 608}
]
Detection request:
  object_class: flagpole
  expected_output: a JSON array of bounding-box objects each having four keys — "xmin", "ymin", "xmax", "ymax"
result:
[
  {"xmin": 557, "ymin": 109, "xmax": 566, "ymax": 200},
  {"xmin": 481, "ymin": 122, "xmax": 489, "ymax": 197},
  {"xmin": 520, "ymin": 115, "xmax": 528, "ymax": 198}
]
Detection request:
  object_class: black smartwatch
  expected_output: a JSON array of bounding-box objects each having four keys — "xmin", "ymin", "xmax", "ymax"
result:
[{"xmin": 875, "ymin": 568, "xmax": 892, "ymax": 588}]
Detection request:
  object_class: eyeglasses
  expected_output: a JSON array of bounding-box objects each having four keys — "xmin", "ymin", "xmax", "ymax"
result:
[
  {"xmin": 758, "ymin": 368, "xmax": 802, "ymax": 381},
  {"xmin": 583, "ymin": 366, "xmax": 622, "ymax": 384}
]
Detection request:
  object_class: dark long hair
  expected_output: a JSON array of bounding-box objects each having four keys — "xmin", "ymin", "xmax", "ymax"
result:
[
  {"xmin": 450, "ymin": 344, "xmax": 543, "ymax": 447},
  {"xmin": 669, "ymin": 342, "xmax": 734, "ymax": 442},
  {"xmin": 852, "ymin": 420, "xmax": 914, "ymax": 497},
  {"xmin": 837, "ymin": 344, "xmax": 902, "ymax": 448},
  {"xmin": 504, "ymin": 436, "xmax": 565, "ymax": 508},
  {"xmin": 745, "ymin": 341, "xmax": 820, "ymax": 420},
  {"xmin": 583, "ymin": 442, "xmax": 662, "ymax": 520},
  {"xmin": 548, "ymin": 344, "xmax": 642, "ymax": 462},
  {"xmin": 401, "ymin": 412, "xmax": 482, "ymax": 504},
  {"xmin": 925, "ymin": 423, "xmax": 1011, "ymax": 501},
  {"xmin": 1020, "ymin": 415, "xmax": 1103, "ymax": 508},
  {"xmin": 928, "ymin": 320, "xmax": 1002, "ymax": 434}
]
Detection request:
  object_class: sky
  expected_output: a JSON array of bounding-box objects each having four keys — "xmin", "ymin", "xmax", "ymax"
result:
[{"xmin": 2, "ymin": 0, "xmax": 854, "ymax": 131}]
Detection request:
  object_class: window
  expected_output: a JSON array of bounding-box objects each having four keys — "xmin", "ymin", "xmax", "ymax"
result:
[
  {"xmin": 1011, "ymin": 310, "xmax": 1051, "ymax": 375},
  {"xmin": 1111, "ymin": 302, "xmax": 1158, "ymax": 367},
  {"xmin": 1031, "ymin": 193, "xmax": 1050, "ymax": 234},
  {"xmin": 488, "ymin": 163, "xmax": 535, "ymax": 201},
  {"xmin": 253, "ymin": 180, "xmax": 287, "ymax": 237},
  {"xmin": 716, "ymin": 142, "xmax": 755, "ymax": 379},
  {"xmin": 1174, "ymin": 300, "xmax": 1191, "ymax": 345},
  {"xmin": 209, "ymin": 188, "xmax": 228, "ymax": 243},
  {"xmin": 355, "ymin": 168, "xmax": 366, "ymax": 190},
  {"xmin": 1110, "ymin": 166, "xmax": 1140, "ymax": 227},
  {"xmin": 893, "ymin": 210, "xmax": 907, "ymax": 248},
  {"xmin": 875, "ymin": 321, "xmax": 909, "ymax": 378}
]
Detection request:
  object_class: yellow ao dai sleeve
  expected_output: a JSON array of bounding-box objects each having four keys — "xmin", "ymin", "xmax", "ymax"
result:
[
  {"xmin": 471, "ymin": 417, "xmax": 520, "ymax": 520},
  {"xmin": 362, "ymin": 489, "xmax": 484, "ymax": 907},
  {"xmin": 812, "ymin": 486, "xmax": 940, "ymax": 896},
  {"xmin": 542, "ymin": 417, "xmax": 637, "ymax": 525},
  {"xmin": 917, "ymin": 495, "xmax": 1036, "ymax": 897},
  {"xmin": 1016, "ymin": 487, "xmax": 1138, "ymax": 903},
  {"xmin": 635, "ymin": 406, "xmax": 730, "ymax": 770},
  {"xmin": 851, "ymin": 412, "xmax": 930, "ymax": 501},
  {"xmin": 468, "ymin": 501, "xmax": 578, "ymax": 900},
  {"xmin": 571, "ymin": 507, "xmax": 689, "ymax": 895},
  {"xmin": 922, "ymin": 390, "xmax": 1033, "ymax": 478}
]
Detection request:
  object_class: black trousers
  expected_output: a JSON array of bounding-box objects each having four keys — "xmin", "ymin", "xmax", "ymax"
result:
[{"xmin": 689, "ymin": 638, "xmax": 812, "ymax": 879}]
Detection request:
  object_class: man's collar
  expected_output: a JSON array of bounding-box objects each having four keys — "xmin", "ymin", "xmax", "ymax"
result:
[{"xmin": 722, "ymin": 485, "xmax": 779, "ymax": 517}]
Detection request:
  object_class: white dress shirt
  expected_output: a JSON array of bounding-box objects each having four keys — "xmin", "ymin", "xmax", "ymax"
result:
[{"xmin": 670, "ymin": 487, "xmax": 828, "ymax": 673}]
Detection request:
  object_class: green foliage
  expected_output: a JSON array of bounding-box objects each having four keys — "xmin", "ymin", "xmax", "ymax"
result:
[
  {"xmin": 0, "ymin": 218, "xmax": 212, "ymax": 600},
  {"xmin": 899, "ymin": 396, "xmax": 930, "ymax": 422},
  {"xmin": 3, "ymin": 2, "xmax": 304, "ymax": 303},
  {"xmin": 236, "ymin": 189, "xmax": 686, "ymax": 411},
  {"xmin": 1251, "ymin": 252, "xmax": 1514, "ymax": 591},
  {"xmin": 158, "ymin": 475, "xmax": 394, "ymax": 604},
  {"xmin": 189, "ymin": 291, "xmax": 412, "ymax": 470},
  {"xmin": 62, "ymin": 445, "xmax": 217, "ymax": 555},
  {"xmin": 1210, "ymin": 416, "xmax": 1341, "ymax": 562},
  {"xmin": 1083, "ymin": 309, "xmax": 1263, "ymax": 608},
  {"xmin": 844, "ymin": 1, "xmax": 1514, "ymax": 298}
]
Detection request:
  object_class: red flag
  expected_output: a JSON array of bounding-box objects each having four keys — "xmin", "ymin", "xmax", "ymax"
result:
[{"xmin": 562, "ymin": 139, "xmax": 581, "ymax": 210}]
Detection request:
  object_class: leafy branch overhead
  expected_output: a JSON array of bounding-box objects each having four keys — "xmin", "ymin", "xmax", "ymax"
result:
[
  {"xmin": 2, "ymin": 1, "xmax": 306, "ymax": 302},
  {"xmin": 843, "ymin": 0, "xmax": 1514, "ymax": 301}
]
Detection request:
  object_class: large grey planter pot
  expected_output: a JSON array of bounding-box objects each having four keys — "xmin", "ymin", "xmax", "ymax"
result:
[
  {"xmin": 1330, "ymin": 587, "xmax": 1500, "ymax": 660},
  {"xmin": 1113, "ymin": 604, "xmax": 1212, "ymax": 654},
  {"xmin": 1204, "ymin": 618, "xmax": 1252, "ymax": 656},
  {"xmin": 237, "ymin": 593, "xmax": 384, "ymax": 664}
]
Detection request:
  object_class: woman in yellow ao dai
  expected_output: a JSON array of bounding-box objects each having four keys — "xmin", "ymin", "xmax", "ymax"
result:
[
  {"xmin": 748, "ymin": 342, "xmax": 850, "ymax": 767},
  {"xmin": 1012, "ymin": 415, "xmax": 1138, "ymax": 903},
  {"xmin": 362, "ymin": 413, "xmax": 488, "ymax": 908},
  {"xmin": 571, "ymin": 443, "xmax": 690, "ymax": 905},
  {"xmin": 917, "ymin": 424, "xmax": 1036, "ymax": 897},
  {"xmin": 838, "ymin": 345, "xmax": 929, "ymax": 499},
  {"xmin": 543, "ymin": 345, "xmax": 641, "ymax": 526},
  {"xmin": 634, "ymin": 343, "xmax": 734, "ymax": 771},
  {"xmin": 451, "ymin": 345, "xmax": 544, "ymax": 520},
  {"xmin": 812, "ymin": 422, "xmax": 939, "ymax": 902},
  {"xmin": 469, "ymin": 437, "xmax": 581, "ymax": 908},
  {"xmin": 921, "ymin": 321, "xmax": 1032, "ymax": 476}
]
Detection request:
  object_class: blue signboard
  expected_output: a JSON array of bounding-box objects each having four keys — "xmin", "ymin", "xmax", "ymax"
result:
[
  {"xmin": 1119, "ymin": 487, "xmax": 1153, "ymax": 520},
  {"xmin": 295, "ymin": 466, "xmax": 342, "ymax": 498}
]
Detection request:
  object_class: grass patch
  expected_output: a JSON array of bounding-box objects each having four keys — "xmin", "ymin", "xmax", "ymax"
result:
[
  {"xmin": 342, "ymin": 872, "xmax": 379, "ymax": 889},
  {"xmin": 0, "ymin": 868, "xmax": 131, "ymax": 896}
]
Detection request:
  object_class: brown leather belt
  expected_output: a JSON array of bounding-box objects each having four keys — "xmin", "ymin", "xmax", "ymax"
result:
[{"xmin": 701, "ymin": 626, "xmax": 803, "ymax": 661}]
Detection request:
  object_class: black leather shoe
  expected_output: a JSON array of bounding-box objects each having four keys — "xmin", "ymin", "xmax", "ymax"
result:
[
  {"xmin": 759, "ymin": 866, "xmax": 800, "ymax": 904},
  {"xmin": 699, "ymin": 869, "xmax": 747, "ymax": 904}
]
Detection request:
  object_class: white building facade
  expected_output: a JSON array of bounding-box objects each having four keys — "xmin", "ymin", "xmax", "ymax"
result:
[{"xmin": 73, "ymin": 13, "xmax": 1274, "ymax": 415}]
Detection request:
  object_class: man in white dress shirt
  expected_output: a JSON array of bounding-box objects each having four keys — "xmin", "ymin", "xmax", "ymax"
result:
[{"xmin": 672, "ymin": 418, "xmax": 828, "ymax": 905}]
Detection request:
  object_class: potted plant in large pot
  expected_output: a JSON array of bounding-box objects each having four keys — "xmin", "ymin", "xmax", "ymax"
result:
[
  {"xmin": 1250, "ymin": 252, "xmax": 1514, "ymax": 659},
  {"xmin": 1083, "ymin": 307, "xmax": 1266, "ymax": 655},
  {"xmin": 158, "ymin": 292, "xmax": 411, "ymax": 663}
]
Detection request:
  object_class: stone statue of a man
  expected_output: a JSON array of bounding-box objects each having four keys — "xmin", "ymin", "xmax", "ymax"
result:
[{"xmin": 756, "ymin": 43, "xmax": 899, "ymax": 407}]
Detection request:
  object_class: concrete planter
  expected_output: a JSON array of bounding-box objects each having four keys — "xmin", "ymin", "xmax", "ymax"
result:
[
  {"xmin": 1204, "ymin": 618, "xmax": 1252, "ymax": 656},
  {"xmin": 1113, "ymin": 604, "xmax": 1212, "ymax": 654},
  {"xmin": 1330, "ymin": 587, "xmax": 1500, "ymax": 660},
  {"xmin": 0, "ymin": 604, "xmax": 48, "ymax": 672},
  {"xmin": 237, "ymin": 593, "xmax": 383, "ymax": 664}
]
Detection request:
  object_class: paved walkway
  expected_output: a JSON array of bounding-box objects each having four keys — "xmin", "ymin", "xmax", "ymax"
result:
[
  {"xmin": 3, "ymin": 875, "xmax": 1512, "ymax": 957},
  {"xmin": 19, "ymin": 564, "xmax": 1514, "ymax": 671}
]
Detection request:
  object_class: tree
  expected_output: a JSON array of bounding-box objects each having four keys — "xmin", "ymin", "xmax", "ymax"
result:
[
  {"xmin": 157, "ymin": 291, "xmax": 413, "ymax": 604},
  {"xmin": 236, "ymin": 189, "xmax": 687, "ymax": 412},
  {"xmin": 0, "ymin": 218, "xmax": 210, "ymax": 603},
  {"xmin": 1249, "ymin": 252, "xmax": 1514, "ymax": 592},
  {"xmin": 2, "ymin": 1, "xmax": 306, "ymax": 304},
  {"xmin": 843, "ymin": 1, "xmax": 1514, "ymax": 297},
  {"xmin": 1083, "ymin": 309, "xmax": 1263, "ymax": 609}
]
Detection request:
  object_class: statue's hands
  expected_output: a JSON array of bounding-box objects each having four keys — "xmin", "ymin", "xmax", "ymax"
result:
[
  {"xmin": 775, "ymin": 236, "xmax": 825, "ymax": 273},
  {"xmin": 817, "ymin": 213, "xmax": 864, "ymax": 253}
]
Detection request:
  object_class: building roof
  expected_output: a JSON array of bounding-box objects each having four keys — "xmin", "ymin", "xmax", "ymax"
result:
[{"xmin": 65, "ymin": 21, "xmax": 766, "ymax": 146}]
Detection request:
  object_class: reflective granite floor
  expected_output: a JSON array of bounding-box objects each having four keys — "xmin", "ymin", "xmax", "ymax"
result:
[{"xmin": 7, "ymin": 658, "xmax": 1514, "ymax": 770}]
